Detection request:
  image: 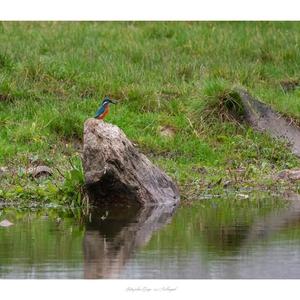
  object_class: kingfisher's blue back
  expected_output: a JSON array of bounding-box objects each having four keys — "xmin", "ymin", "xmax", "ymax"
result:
[{"xmin": 95, "ymin": 105, "xmax": 105, "ymax": 118}]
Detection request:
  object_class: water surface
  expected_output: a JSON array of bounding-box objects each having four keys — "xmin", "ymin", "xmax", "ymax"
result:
[{"xmin": 1, "ymin": 194, "xmax": 300, "ymax": 279}]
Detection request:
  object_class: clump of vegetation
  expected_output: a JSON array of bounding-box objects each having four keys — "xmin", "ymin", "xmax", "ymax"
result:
[
  {"xmin": 190, "ymin": 79, "xmax": 246, "ymax": 126},
  {"xmin": 58, "ymin": 157, "xmax": 86, "ymax": 207}
]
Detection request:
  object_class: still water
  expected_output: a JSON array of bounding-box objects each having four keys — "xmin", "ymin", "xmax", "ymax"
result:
[{"xmin": 1, "ymin": 194, "xmax": 300, "ymax": 279}]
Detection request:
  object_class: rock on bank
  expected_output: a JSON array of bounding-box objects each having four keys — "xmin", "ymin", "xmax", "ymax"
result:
[{"xmin": 83, "ymin": 118, "xmax": 180, "ymax": 206}]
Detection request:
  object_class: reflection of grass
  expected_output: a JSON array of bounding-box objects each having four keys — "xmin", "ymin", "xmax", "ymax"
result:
[
  {"xmin": 145, "ymin": 195, "xmax": 291, "ymax": 256},
  {"xmin": 1, "ymin": 22, "xmax": 300, "ymax": 205},
  {"xmin": 0, "ymin": 208, "xmax": 84, "ymax": 273}
]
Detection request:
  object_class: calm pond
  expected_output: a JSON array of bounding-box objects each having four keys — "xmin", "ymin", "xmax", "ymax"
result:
[{"xmin": 1, "ymin": 194, "xmax": 300, "ymax": 279}]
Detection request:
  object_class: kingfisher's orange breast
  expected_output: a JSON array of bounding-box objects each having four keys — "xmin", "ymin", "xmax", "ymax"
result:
[{"xmin": 99, "ymin": 105, "xmax": 110, "ymax": 120}]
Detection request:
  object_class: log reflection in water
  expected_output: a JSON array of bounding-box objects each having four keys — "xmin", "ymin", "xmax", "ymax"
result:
[{"xmin": 83, "ymin": 204, "xmax": 177, "ymax": 279}]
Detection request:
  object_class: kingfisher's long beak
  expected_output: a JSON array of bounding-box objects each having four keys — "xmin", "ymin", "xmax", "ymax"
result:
[{"xmin": 110, "ymin": 99, "xmax": 118, "ymax": 104}]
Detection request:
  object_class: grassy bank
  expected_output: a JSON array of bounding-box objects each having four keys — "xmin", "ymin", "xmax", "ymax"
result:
[{"xmin": 1, "ymin": 22, "xmax": 300, "ymax": 206}]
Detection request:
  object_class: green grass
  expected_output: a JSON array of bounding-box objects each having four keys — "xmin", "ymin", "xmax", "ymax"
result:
[{"xmin": 1, "ymin": 22, "xmax": 300, "ymax": 205}]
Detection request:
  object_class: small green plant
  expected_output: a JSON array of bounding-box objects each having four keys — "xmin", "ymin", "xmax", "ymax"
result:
[{"xmin": 59, "ymin": 156, "xmax": 86, "ymax": 207}]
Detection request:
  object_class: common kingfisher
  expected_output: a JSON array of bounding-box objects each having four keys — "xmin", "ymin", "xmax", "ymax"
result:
[{"xmin": 94, "ymin": 96, "xmax": 117, "ymax": 120}]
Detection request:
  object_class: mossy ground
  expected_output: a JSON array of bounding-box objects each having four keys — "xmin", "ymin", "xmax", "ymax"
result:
[{"xmin": 1, "ymin": 22, "xmax": 300, "ymax": 206}]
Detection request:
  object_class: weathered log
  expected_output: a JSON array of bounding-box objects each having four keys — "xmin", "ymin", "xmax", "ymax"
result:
[
  {"xmin": 235, "ymin": 89, "xmax": 300, "ymax": 157},
  {"xmin": 82, "ymin": 118, "xmax": 180, "ymax": 206}
]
